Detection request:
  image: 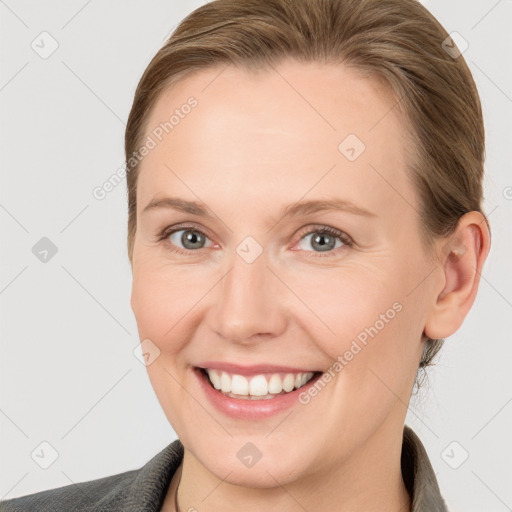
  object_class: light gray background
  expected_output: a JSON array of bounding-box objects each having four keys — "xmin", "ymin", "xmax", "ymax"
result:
[{"xmin": 1, "ymin": 1, "xmax": 511, "ymax": 510}]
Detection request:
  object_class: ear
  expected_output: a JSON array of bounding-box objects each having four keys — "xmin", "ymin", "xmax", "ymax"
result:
[{"xmin": 424, "ymin": 211, "xmax": 491, "ymax": 340}]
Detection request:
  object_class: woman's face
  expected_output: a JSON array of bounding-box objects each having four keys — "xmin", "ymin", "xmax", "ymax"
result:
[{"xmin": 130, "ymin": 60, "xmax": 442, "ymax": 486}]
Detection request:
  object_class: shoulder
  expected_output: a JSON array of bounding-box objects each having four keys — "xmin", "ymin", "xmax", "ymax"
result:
[
  {"xmin": 0, "ymin": 468, "xmax": 139, "ymax": 512},
  {"xmin": 0, "ymin": 438, "xmax": 184, "ymax": 512}
]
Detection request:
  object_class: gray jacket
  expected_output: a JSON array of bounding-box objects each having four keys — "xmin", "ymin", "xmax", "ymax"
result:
[{"xmin": 0, "ymin": 425, "xmax": 448, "ymax": 511}]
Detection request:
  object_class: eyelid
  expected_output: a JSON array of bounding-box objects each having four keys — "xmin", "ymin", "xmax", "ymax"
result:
[
  {"xmin": 159, "ymin": 222, "xmax": 213, "ymax": 241},
  {"xmin": 293, "ymin": 224, "xmax": 353, "ymax": 245}
]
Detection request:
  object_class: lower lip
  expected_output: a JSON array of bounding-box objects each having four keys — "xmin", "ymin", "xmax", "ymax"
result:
[{"xmin": 193, "ymin": 367, "xmax": 323, "ymax": 420}]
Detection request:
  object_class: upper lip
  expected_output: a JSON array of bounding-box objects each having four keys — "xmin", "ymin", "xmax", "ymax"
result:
[{"xmin": 196, "ymin": 361, "xmax": 320, "ymax": 376}]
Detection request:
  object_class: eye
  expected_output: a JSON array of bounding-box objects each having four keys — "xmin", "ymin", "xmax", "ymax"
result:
[
  {"xmin": 158, "ymin": 225, "xmax": 214, "ymax": 255},
  {"xmin": 293, "ymin": 225, "xmax": 353, "ymax": 255},
  {"xmin": 157, "ymin": 224, "xmax": 353, "ymax": 257}
]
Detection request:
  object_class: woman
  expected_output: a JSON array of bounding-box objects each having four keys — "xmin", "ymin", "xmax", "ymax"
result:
[{"xmin": 1, "ymin": 0, "xmax": 491, "ymax": 510}]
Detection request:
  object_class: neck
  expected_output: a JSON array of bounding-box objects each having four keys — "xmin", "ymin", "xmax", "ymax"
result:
[{"xmin": 164, "ymin": 422, "xmax": 411, "ymax": 512}]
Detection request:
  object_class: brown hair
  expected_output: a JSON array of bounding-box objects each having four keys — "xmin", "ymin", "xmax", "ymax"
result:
[{"xmin": 124, "ymin": 0, "xmax": 490, "ymax": 371}]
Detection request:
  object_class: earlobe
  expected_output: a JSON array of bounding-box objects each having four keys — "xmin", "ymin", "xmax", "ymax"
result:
[{"xmin": 424, "ymin": 212, "xmax": 491, "ymax": 340}]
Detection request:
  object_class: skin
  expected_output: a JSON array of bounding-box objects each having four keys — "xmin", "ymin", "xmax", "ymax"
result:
[{"xmin": 129, "ymin": 59, "xmax": 490, "ymax": 512}]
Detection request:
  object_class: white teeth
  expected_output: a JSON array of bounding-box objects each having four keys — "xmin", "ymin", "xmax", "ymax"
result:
[
  {"xmin": 282, "ymin": 373, "xmax": 295, "ymax": 392},
  {"xmin": 208, "ymin": 370, "xmax": 222, "ymax": 390},
  {"xmin": 268, "ymin": 374, "xmax": 283, "ymax": 394},
  {"xmin": 249, "ymin": 375, "xmax": 268, "ymax": 396},
  {"xmin": 231, "ymin": 374, "xmax": 249, "ymax": 395},
  {"xmin": 220, "ymin": 371, "xmax": 231, "ymax": 393},
  {"xmin": 205, "ymin": 369, "xmax": 315, "ymax": 399}
]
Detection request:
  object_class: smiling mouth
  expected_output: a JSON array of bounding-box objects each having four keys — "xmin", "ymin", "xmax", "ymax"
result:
[{"xmin": 198, "ymin": 367, "xmax": 322, "ymax": 400}]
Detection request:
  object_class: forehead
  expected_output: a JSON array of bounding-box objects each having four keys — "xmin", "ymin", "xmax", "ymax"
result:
[{"xmin": 136, "ymin": 59, "xmax": 416, "ymax": 220}]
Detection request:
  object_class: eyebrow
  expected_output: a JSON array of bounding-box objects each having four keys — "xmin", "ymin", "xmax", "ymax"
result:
[{"xmin": 142, "ymin": 196, "xmax": 376, "ymax": 219}]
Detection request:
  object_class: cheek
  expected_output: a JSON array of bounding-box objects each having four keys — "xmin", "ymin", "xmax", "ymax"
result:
[
  {"xmin": 131, "ymin": 262, "xmax": 207, "ymax": 433},
  {"xmin": 287, "ymin": 259, "xmax": 406, "ymax": 355},
  {"xmin": 289, "ymin": 260, "xmax": 422, "ymax": 399},
  {"xmin": 131, "ymin": 259, "xmax": 222, "ymax": 365}
]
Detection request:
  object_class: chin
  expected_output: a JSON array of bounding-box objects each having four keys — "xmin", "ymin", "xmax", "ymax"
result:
[{"xmin": 183, "ymin": 430, "xmax": 316, "ymax": 488}]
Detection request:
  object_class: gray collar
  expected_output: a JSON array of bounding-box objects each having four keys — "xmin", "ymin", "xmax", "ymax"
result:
[{"xmin": 402, "ymin": 424, "xmax": 449, "ymax": 511}]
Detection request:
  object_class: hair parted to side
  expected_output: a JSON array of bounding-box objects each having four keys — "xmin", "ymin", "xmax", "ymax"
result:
[{"xmin": 125, "ymin": 0, "xmax": 490, "ymax": 372}]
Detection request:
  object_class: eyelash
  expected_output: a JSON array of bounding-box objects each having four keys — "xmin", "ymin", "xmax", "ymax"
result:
[{"xmin": 156, "ymin": 224, "xmax": 354, "ymax": 257}]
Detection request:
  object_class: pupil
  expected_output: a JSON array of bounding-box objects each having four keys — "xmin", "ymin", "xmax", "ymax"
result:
[
  {"xmin": 183, "ymin": 230, "xmax": 203, "ymax": 249},
  {"xmin": 313, "ymin": 233, "xmax": 334, "ymax": 252}
]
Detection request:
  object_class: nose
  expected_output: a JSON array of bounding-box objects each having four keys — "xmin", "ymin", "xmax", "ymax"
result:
[{"xmin": 210, "ymin": 248, "xmax": 287, "ymax": 344}]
